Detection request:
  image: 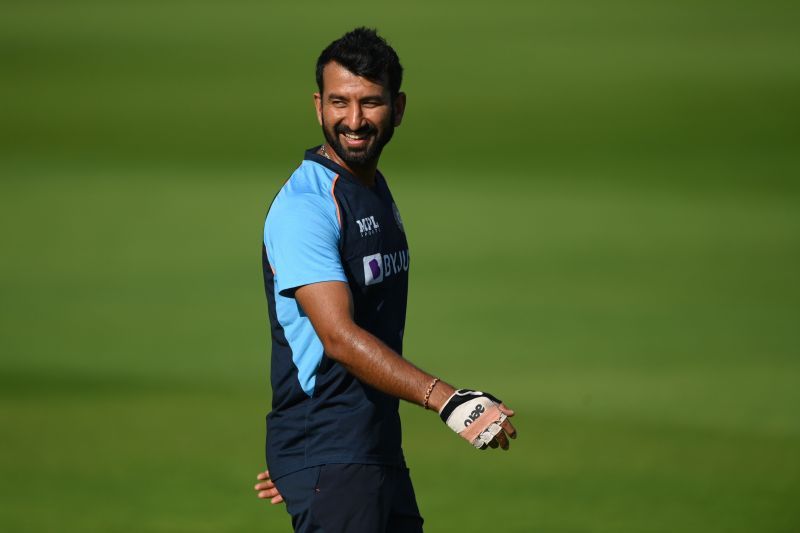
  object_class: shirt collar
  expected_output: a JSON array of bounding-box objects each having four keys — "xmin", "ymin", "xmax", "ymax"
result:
[{"xmin": 304, "ymin": 146, "xmax": 382, "ymax": 189}]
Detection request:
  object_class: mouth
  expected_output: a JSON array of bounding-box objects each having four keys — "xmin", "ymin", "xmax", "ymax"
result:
[{"xmin": 339, "ymin": 130, "xmax": 373, "ymax": 149}]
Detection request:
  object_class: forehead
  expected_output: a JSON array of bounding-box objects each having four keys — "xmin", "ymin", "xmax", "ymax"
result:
[{"xmin": 321, "ymin": 61, "xmax": 389, "ymax": 97}]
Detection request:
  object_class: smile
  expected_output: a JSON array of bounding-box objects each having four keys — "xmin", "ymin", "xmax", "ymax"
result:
[
  {"xmin": 343, "ymin": 132, "xmax": 369, "ymax": 140},
  {"xmin": 341, "ymin": 131, "xmax": 372, "ymax": 148}
]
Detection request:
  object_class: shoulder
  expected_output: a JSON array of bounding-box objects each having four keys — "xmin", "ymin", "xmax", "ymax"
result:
[
  {"xmin": 274, "ymin": 160, "xmax": 340, "ymax": 208},
  {"xmin": 266, "ymin": 161, "xmax": 342, "ymax": 235},
  {"xmin": 283, "ymin": 160, "xmax": 339, "ymax": 197}
]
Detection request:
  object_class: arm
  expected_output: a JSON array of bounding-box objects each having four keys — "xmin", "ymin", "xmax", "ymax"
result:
[
  {"xmin": 295, "ymin": 280, "xmax": 516, "ymax": 448},
  {"xmin": 295, "ymin": 280, "xmax": 456, "ymax": 411}
]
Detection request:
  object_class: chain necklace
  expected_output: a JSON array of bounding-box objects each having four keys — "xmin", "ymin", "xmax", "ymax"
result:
[{"xmin": 320, "ymin": 144, "xmax": 332, "ymax": 161}]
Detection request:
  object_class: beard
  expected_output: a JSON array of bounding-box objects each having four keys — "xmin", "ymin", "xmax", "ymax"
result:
[{"xmin": 321, "ymin": 113, "xmax": 395, "ymax": 168}]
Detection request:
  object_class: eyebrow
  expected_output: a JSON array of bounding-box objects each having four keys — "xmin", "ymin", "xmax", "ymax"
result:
[{"xmin": 327, "ymin": 93, "xmax": 386, "ymax": 103}]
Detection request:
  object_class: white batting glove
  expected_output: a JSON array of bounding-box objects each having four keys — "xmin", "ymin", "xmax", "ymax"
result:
[{"xmin": 439, "ymin": 389, "xmax": 507, "ymax": 449}]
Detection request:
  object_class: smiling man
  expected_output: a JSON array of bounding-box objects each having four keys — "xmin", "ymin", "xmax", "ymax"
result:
[{"xmin": 255, "ymin": 28, "xmax": 517, "ymax": 533}]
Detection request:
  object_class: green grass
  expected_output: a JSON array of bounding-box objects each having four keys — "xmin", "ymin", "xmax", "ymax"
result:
[
  {"xmin": 1, "ymin": 0, "xmax": 799, "ymax": 531},
  {"xmin": 2, "ymin": 172, "xmax": 798, "ymax": 532}
]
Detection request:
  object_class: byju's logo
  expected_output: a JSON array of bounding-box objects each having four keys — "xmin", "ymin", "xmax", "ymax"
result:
[
  {"xmin": 356, "ymin": 215, "xmax": 380, "ymax": 237},
  {"xmin": 362, "ymin": 249, "xmax": 410, "ymax": 286},
  {"xmin": 363, "ymin": 253, "xmax": 383, "ymax": 285}
]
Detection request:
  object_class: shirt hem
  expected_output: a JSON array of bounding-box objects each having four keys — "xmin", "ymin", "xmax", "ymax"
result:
[{"xmin": 269, "ymin": 453, "xmax": 406, "ymax": 481}]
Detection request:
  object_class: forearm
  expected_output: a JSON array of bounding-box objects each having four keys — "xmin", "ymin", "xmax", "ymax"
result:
[
  {"xmin": 326, "ymin": 330, "xmax": 518, "ymax": 451},
  {"xmin": 323, "ymin": 323, "xmax": 455, "ymax": 412}
]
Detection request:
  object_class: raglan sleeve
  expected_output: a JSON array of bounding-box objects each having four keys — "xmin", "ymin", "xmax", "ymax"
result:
[{"xmin": 264, "ymin": 193, "xmax": 347, "ymax": 297}]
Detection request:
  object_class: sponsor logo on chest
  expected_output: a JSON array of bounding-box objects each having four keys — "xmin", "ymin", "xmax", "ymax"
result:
[
  {"xmin": 355, "ymin": 215, "xmax": 380, "ymax": 237},
  {"xmin": 363, "ymin": 249, "xmax": 410, "ymax": 286}
]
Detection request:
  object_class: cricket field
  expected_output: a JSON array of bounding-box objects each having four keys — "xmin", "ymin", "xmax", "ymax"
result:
[{"xmin": 1, "ymin": 1, "xmax": 798, "ymax": 531}]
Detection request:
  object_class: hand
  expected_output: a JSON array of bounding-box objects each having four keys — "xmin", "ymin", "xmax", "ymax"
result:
[
  {"xmin": 439, "ymin": 389, "xmax": 518, "ymax": 450},
  {"xmin": 254, "ymin": 470, "xmax": 284, "ymax": 504}
]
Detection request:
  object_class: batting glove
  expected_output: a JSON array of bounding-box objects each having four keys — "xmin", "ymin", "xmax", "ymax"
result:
[{"xmin": 439, "ymin": 389, "xmax": 507, "ymax": 449}]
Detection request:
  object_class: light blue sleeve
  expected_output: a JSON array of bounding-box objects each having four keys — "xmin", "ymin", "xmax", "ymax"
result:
[{"xmin": 264, "ymin": 192, "xmax": 346, "ymax": 297}]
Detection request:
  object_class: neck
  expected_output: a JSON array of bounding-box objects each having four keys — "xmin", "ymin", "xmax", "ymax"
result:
[{"xmin": 321, "ymin": 143, "xmax": 378, "ymax": 187}]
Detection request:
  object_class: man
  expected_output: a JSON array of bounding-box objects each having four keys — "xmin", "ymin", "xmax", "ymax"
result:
[{"xmin": 254, "ymin": 28, "xmax": 517, "ymax": 532}]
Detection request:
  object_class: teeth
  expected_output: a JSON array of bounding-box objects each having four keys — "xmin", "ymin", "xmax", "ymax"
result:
[{"xmin": 344, "ymin": 133, "xmax": 366, "ymax": 140}]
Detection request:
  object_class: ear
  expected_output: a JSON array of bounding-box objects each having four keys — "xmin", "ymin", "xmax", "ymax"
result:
[
  {"xmin": 313, "ymin": 92, "xmax": 323, "ymax": 126},
  {"xmin": 393, "ymin": 92, "xmax": 407, "ymax": 127}
]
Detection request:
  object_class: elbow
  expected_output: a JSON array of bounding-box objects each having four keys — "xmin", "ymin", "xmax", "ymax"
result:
[{"xmin": 318, "ymin": 327, "xmax": 355, "ymax": 365}]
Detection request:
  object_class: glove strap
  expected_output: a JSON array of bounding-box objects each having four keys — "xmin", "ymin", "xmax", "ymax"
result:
[
  {"xmin": 459, "ymin": 403, "xmax": 505, "ymax": 443},
  {"xmin": 438, "ymin": 389, "xmax": 502, "ymax": 420}
]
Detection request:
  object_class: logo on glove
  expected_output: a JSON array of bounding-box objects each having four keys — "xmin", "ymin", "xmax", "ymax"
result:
[{"xmin": 463, "ymin": 403, "xmax": 485, "ymax": 426}]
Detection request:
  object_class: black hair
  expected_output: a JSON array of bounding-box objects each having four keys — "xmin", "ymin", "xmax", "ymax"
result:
[{"xmin": 316, "ymin": 27, "xmax": 403, "ymax": 97}]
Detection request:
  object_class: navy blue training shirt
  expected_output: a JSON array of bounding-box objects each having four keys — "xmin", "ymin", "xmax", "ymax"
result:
[{"xmin": 262, "ymin": 147, "xmax": 410, "ymax": 480}]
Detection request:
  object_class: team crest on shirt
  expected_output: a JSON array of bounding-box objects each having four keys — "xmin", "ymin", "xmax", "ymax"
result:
[
  {"xmin": 356, "ymin": 215, "xmax": 380, "ymax": 237},
  {"xmin": 392, "ymin": 203, "xmax": 404, "ymax": 233}
]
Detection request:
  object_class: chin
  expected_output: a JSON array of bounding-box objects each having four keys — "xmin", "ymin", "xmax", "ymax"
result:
[{"xmin": 334, "ymin": 144, "xmax": 379, "ymax": 166}]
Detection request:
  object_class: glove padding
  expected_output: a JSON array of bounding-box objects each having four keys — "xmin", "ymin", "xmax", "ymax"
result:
[{"xmin": 439, "ymin": 389, "xmax": 507, "ymax": 449}]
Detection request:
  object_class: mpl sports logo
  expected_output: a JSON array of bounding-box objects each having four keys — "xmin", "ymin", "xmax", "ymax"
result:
[
  {"xmin": 355, "ymin": 215, "xmax": 380, "ymax": 237},
  {"xmin": 363, "ymin": 249, "xmax": 410, "ymax": 286}
]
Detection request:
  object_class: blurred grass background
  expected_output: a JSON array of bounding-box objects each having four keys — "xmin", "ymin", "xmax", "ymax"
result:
[{"xmin": 1, "ymin": 0, "xmax": 799, "ymax": 531}]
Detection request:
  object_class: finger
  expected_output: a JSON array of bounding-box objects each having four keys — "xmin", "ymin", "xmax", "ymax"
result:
[
  {"xmin": 258, "ymin": 488, "xmax": 280, "ymax": 499},
  {"xmin": 501, "ymin": 417, "xmax": 517, "ymax": 439},
  {"xmin": 271, "ymin": 495, "xmax": 285, "ymax": 504},
  {"xmin": 256, "ymin": 470, "xmax": 271, "ymax": 481},
  {"xmin": 255, "ymin": 481, "xmax": 276, "ymax": 491},
  {"xmin": 489, "ymin": 438, "xmax": 499, "ymax": 449},
  {"xmin": 493, "ymin": 430, "xmax": 510, "ymax": 451},
  {"xmin": 499, "ymin": 403, "xmax": 515, "ymax": 417}
]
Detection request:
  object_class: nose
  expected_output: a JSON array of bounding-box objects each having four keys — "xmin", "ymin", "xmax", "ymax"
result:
[{"xmin": 345, "ymin": 103, "xmax": 364, "ymax": 132}]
